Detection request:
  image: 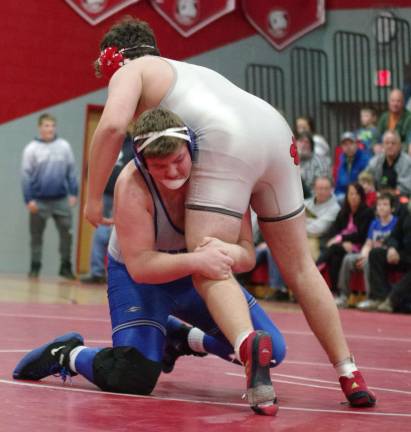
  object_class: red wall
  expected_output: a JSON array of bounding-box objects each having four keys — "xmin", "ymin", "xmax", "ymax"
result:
[
  {"xmin": 0, "ymin": 1, "xmax": 253, "ymax": 124},
  {"xmin": 1, "ymin": 1, "xmax": 408, "ymax": 124}
]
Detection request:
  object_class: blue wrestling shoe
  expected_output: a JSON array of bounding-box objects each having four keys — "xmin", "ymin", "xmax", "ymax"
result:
[
  {"xmin": 162, "ymin": 324, "xmax": 207, "ymax": 374},
  {"xmin": 13, "ymin": 332, "xmax": 84, "ymax": 381}
]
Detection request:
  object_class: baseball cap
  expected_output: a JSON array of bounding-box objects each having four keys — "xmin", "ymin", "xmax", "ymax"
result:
[{"xmin": 340, "ymin": 131, "xmax": 356, "ymax": 142}]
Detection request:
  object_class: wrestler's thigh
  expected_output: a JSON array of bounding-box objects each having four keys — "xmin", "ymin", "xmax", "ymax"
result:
[{"xmin": 185, "ymin": 209, "xmax": 242, "ymax": 250}]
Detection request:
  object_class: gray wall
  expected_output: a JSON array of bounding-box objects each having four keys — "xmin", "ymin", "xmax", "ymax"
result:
[{"xmin": 1, "ymin": 8, "xmax": 410, "ymax": 275}]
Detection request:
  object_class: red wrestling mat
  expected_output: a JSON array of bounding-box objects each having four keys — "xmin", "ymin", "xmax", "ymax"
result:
[{"xmin": 0, "ymin": 302, "xmax": 410, "ymax": 431}]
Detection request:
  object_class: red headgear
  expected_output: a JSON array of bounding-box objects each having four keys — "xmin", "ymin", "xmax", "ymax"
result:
[{"xmin": 97, "ymin": 47, "xmax": 125, "ymax": 79}]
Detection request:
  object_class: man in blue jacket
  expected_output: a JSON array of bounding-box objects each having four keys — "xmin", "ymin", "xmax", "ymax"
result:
[{"xmin": 335, "ymin": 132, "xmax": 370, "ymax": 202}]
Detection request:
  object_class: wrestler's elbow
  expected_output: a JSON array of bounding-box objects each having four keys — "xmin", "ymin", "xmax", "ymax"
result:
[
  {"xmin": 232, "ymin": 254, "xmax": 256, "ymax": 274},
  {"xmin": 103, "ymin": 122, "xmax": 127, "ymax": 140}
]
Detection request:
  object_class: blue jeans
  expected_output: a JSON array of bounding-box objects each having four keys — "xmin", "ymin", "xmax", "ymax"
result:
[
  {"xmin": 255, "ymin": 246, "xmax": 285, "ymax": 290},
  {"xmin": 90, "ymin": 194, "xmax": 113, "ymax": 277}
]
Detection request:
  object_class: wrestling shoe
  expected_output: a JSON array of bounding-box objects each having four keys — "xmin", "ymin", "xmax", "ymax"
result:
[
  {"xmin": 162, "ymin": 323, "xmax": 207, "ymax": 373},
  {"xmin": 241, "ymin": 330, "xmax": 278, "ymax": 416},
  {"xmin": 13, "ymin": 332, "xmax": 84, "ymax": 382},
  {"xmin": 339, "ymin": 370, "xmax": 376, "ymax": 407}
]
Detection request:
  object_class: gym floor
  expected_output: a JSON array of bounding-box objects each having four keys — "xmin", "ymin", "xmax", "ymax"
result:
[{"xmin": 0, "ymin": 275, "xmax": 410, "ymax": 431}]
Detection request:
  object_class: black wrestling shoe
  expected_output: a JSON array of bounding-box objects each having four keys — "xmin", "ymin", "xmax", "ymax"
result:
[
  {"xmin": 162, "ymin": 323, "xmax": 207, "ymax": 373},
  {"xmin": 13, "ymin": 332, "xmax": 84, "ymax": 382}
]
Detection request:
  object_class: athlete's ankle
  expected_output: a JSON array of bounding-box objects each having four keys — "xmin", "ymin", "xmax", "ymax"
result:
[
  {"xmin": 234, "ymin": 329, "xmax": 254, "ymax": 364},
  {"xmin": 187, "ymin": 327, "xmax": 207, "ymax": 353},
  {"xmin": 334, "ymin": 354, "xmax": 358, "ymax": 377}
]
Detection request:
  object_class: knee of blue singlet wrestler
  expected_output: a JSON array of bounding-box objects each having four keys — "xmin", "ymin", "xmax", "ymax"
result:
[
  {"xmin": 245, "ymin": 298, "xmax": 287, "ymax": 366},
  {"xmin": 92, "ymin": 346, "xmax": 162, "ymax": 395},
  {"xmin": 269, "ymin": 328, "xmax": 286, "ymax": 366}
]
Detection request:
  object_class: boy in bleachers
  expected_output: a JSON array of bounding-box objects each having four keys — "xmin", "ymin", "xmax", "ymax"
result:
[
  {"xmin": 335, "ymin": 192, "xmax": 397, "ymax": 308},
  {"xmin": 356, "ymin": 107, "xmax": 379, "ymax": 156}
]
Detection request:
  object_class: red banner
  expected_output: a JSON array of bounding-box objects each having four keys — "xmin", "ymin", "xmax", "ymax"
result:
[
  {"xmin": 150, "ymin": 0, "xmax": 235, "ymax": 37},
  {"xmin": 64, "ymin": 0, "xmax": 142, "ymax": 25},
  {"xmin": 242, "ymin": 0, "xmax": 325, "ymax": 50}
]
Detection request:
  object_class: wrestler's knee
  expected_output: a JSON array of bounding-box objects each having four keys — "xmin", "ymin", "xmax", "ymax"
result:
[
  {"xmin": 93, "ymin": 346, "xmax": 161, "ymax": 395},
  {"xmin": 270, "ymin": 332, "xmax": 286, "ymax": 366}
]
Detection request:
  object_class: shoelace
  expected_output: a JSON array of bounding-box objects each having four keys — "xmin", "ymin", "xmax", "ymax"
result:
[{"xmin": 53, "ymin": 367, "xmax": 73, "ymax": 385}]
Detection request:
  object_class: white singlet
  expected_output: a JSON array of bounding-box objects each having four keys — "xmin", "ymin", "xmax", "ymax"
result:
[{"xmin": 158, "ymin": 58, "xmax": 304, "ymax": 221}]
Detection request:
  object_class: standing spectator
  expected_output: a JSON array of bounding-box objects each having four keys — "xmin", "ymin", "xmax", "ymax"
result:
[
  {"xmin": 376, "ymin": 88, "xmax": 411, "ymax": 152},
  {"xmin": 80, "ymin": 134, "xmax": 134, "ymax": 284},
  {"xmin": 335, "ymin": 132, "xmax": 370, "ymax": 202},
  {"xmin": 317, "ymin": 183, "xmax": 374, "ymax": 292},
  {"xmin": 366, "ymin": 129, "xmax": 411, "ymax": 197},
  {"xmin": 336, "ymin": 193, "xmax": 398, "ymax": 307},
  {"xmin": 295, "ymin": 115, "xmax": 330, "ymax": 161},
  {"xmin": 21, "ymin": 113, "xmax": 78, "ymax": 279},
  {"xmin": 357, "ymin": 203, "xmax": 411, "ymax": 311},
  {"xmin": 296, "ymin": 132, "xmax": 330, "ymax": 196},
  {"xmin": 304, "ymin": 176, "xmax": 340, "ymax": 260},
  {"xmin": 355, "ymin": 107, "xmax": 379, "ymax": 156}
]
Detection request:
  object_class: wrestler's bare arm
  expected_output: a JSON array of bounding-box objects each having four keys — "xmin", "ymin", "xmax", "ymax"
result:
[
  {"xmin": 198, "ymin": 209, "xmax": 256, "ymax": 273},
  {"xmin": 85, "ymin": 66, "xmax": 143, "ymax": 225},
  {"xmin": 114, "ymin": 165, "xmax": 234, "ymax": 284}
]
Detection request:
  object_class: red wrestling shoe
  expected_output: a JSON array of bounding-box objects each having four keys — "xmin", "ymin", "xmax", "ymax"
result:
[
  {"xmin": 339, "ymin": 370, "xmax": 376, "ymax": 407},
  {"xmin": 241, "ymin": 330, "xmax": 278, "ymax": 416}
]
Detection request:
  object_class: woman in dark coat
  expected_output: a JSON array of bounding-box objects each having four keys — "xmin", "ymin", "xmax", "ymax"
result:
[{"xmin": 317, "ymin": 182, "xmax": 375, "ymax": 292}]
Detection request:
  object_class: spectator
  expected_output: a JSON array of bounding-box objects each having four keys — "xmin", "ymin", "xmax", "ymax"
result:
[
  {"xmin": 336, "ymin": 192, "xmax": 398, "ymax": 308},
  {"xmin": 296, "ymin": 132, "xmax": 330, "ymax": 196},
  {"xmin": 295, "ymin": 115, "xmax": 330, "ymax": 161},
  {"xmin": 317, "ymin": 183, "xmax": 374, "ymax": 292},
  {"xmin": 358, "ymin": 171, "xmax": 377, "ymax": 208},
  {"xmin": 21, "ymin": 113, "xmax": 78, "ymax": 279},
  {"xmin": 305, "ymin": 176, "xmax": 340, "ymax": 260},
  {"xmin": 376, "ymin": 88, "xmax": 411, "ymax": 152},
  {"xmin": 356, "ymin": 107, "xmax": 379, "ymax": 156},
  {"xmin": 357, "ymin": 202, "xmax": 411, "ymax": 312},
  {"xmin": 366, "ymin": 129, "xmax": 411, "ymax": 197},
  {"xmin": 80, "ymin": 134, "xmax": 134, "ymax": 284},
  {"xmin": 335, "ymin": 132, "xmax": 370, "ymax": 202},
  {"xmin": 253, "ymin": 233, "xmax": 288, "ymax": 301}
]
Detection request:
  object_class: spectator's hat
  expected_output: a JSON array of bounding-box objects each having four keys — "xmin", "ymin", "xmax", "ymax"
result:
[{"xmin": 340, "ymin": 131, "xmax": 356, "ymax": 143}]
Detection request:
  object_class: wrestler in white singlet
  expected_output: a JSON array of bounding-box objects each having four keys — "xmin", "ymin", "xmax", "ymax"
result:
[{"xmin": 157, "ymin": 58, "xmax": 304, "ymax": 221}]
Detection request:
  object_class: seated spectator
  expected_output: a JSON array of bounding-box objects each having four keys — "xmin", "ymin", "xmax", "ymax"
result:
[
  {"xmin": 335, "ymin": 132, "xmax": 370, "ymax": 202},
  {"xmin": 358, "ymin": 170, "xmax": 377, "ymax": 208},
  {"xmin": 316, "ymin": 183, "xmax": 374, "ymax": 292},
  {"xmin": 305, "ymin": 176, "xmax": 340, "ymax": 260},
  {"xmin": 296, "ymin": 132, "xmax": 330, "ymax": 196},
  {"xmin": 376, "ymin": 88, "xmax": 411, "ymax": 153},
  {"xmin": 254, "ymin": 238, "xmax": 288, "ymax": 301},
  {"xmin": 356, "ymin": 107, "xmax": 379, "ymax": 156},
  {"xmin": 366, "ymin": 129, "xmax": 411, "ymax": 198},
  {"xmin": 357, "ymin": 202, "xmax": 411, "ymax": 312},
  {"xmin": 295, "ymin": 115, "xmax": 330, "ymax": 161},
  {"xmin": 336, "ymin": 192, "xmax": 398, "ymax": 307},
  {"xmin": 243, "ymin": 212, "xmax": 287, "ymax": 300}
]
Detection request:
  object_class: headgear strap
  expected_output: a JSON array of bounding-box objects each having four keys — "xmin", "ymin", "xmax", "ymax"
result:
[{"xmin": 134, "ymin": 127, "xmax": 191, "ymax": 154}]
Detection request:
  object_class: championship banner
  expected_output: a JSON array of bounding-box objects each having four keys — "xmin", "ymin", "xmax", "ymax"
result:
[
  {"xmin": 242, "ymin": 0, "xmax": 325, "ymax": 50},
  {"xmin": 150, "ymin": 0, "xmax": 235, "ymax": 37},
  {"xmin": 64, "ymin": 0, "xmax": 142, "ymax": 26}
]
